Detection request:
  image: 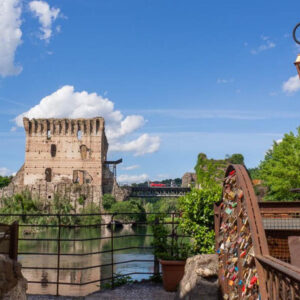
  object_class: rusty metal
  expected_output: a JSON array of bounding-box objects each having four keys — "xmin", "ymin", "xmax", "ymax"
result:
[
  {"xmin": 256, "ymin": 255, "xmax": 300, "ymax": 299},
  {"xmin": 259, "ymin": 201, "xmax": 300, "ymax": 264},
  {"xmin": 56, "ymin": 215, "xmax": 61, "ymax": 296},
  {"xmin": 215, "ymin": 164, "xmax": 269, "ymax": 299},
  {"xmin": 288, "ymin": 237, "xmax": 300, "ymax": 268},
  {"xmin": 0, "ymin": 212, "xmax": 186, "ymax": 296},
  {"xmin": 293, "ymin": 23, "xmax": 300, "ymax": 45}
]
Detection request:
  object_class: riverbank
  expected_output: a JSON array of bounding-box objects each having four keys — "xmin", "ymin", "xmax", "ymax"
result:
[{"xmin": 27, "ymin": 281, "xmax": 175, "ymax": 300}]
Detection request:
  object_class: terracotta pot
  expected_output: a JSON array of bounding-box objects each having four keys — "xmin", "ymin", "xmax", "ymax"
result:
[{"xmin": 159, "ymin": 259, "xmax": 186, "ymax": 292}]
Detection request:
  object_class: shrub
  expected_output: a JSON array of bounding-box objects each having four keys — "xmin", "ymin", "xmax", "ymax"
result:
[
  {"xmin": 179, "ymin": 186, "xmax": 222, "ymax": 254},
  {"xmin": 109, "ymin": 199, "xmax": 146, "ymax": 223},
  {"xmin": 102, "ymin": 194, "xmax": 116, "ymax": 210}
]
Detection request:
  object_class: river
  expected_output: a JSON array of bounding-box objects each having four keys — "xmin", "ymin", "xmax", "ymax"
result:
[{"xmin": 18, "ymin": 225, "xmax": 154, "ymax": 296}]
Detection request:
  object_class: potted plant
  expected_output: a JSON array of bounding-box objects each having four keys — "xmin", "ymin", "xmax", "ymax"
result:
[{"xmin": 151, "ymin": 216, "xmax": 191, "ymax": 292}]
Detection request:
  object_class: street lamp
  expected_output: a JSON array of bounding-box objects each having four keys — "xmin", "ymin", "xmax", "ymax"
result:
[
  {"xmin": 293, "ymin": 23, "xmax": 300, "ymax": 78},
  {"xmin": 294, "ymin": 54, "xmax": 300, "ymax": 78}
]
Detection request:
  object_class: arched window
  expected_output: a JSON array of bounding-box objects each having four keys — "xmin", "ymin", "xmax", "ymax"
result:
[
  {"xmin": 50, "ymin": 144, "xmax": 56, "ymax": 157},
  {"xmin": 45, "ymin": 168, "xmax": 52, "ymax": 182},
  {"xmin": 47, "ymin": 130, "xmax": 51, "ymax": 140}
]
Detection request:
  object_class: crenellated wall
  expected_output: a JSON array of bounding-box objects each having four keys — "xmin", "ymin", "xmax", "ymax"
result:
[{"xmin": 23, "ymin": 117, "xmax": 107, "ymax": 190}]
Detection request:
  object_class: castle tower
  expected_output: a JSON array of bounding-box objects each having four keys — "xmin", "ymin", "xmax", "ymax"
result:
[{"xmin": 22, "ymin": 117, "xmax": 108, "ymax": 202}]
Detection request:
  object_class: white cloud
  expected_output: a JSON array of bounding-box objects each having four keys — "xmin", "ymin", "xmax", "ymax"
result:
[
  {"xmin": 117, "ymin": 173, "xmax": 149, "ymax": 184},
  {"xmin": 15, "ymin": 85, "xmax": 160, "ymax": 156},
  {"xmin": 29, "ymin": 0, "xmax": 60, "ymax": 41},
  {"xmin": 217, "ymin": 78, "xmax": 234, "ymax": 84},
  {"xmin": 282, "ymin": 75, "xmax": 300, "ymax": 93},
  {"xmin": 121, "ymin": 165, "xmax": 140, "ymax": 171},
  {"xmin": 0, "ymin": 167, "xmax": 13, "ymax": 176},
  {"xmin": 251, "ymin": 36, "xmax": 276, "ymax": 55},
  {"xmin": 109, "ymin": 134, "xmax": 160, "ymax": 156},
  {"xmin": 0, "ymin": 0, "xmax": 22, "ymax": 77}
]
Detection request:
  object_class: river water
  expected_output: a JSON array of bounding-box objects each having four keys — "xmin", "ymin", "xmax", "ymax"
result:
[{"xmin": 18, "ymin": 225, "xmax": 154, "ymax": 296}]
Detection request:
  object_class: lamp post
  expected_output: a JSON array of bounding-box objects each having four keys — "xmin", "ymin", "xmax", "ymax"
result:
[{"xmin": 293, "ymin": 23, "xmax": 300, "ymax": 78}]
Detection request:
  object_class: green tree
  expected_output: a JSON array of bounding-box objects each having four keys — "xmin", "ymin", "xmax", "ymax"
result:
[
  {"xmin": 109, "ymin": 199, "xmax": 146, "ymax": 222},
  {"xmin": 102, "ymin": 194, "xmax": 116, "ymax": 210},
  {"xmin": 194, "ymin": 153, "xmax": 227, "ymax": 187},
  {"xmin": 0, "ymin": 176, "xmax": 12, "ymax": 188},
  {"xmin": 179, "ymin": 186, "xmax": 222, "ymax": 254},
  {"xmin": 259, "ymin": 128, "xmax": 300, "ymax": 201},
  {"xmin": 228, "ymin": 153, "xmax": 244, "ymax": 165}
]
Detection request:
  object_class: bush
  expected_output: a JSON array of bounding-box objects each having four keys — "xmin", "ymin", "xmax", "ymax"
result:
[
  {"xmin": 102, "ymin": 194, "xmax": 116, "ymax": 210},
  {"xmin": 109, "ymin": 199, "xmax": 146, "ymax": 223},
  {"xmin": 79, "ymin": 203, "xmax": 101, "ymax": 225},
  {"xmin": 179, "ymin": 186, "xmax": 222, "ymax": 254}
]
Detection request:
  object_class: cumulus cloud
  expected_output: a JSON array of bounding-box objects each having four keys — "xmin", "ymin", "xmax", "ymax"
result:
[
  {"xmin": 29, "ymin": 0, "xmax": 60, "ymax": 41},
  {"xmin": 251, "ymin": 36, "xmax": 276, "ymax": 55},
  {"xmin": 109, "ymin": 134, "xmax": 160, "ymax": 156},
  {"xmin": 117, "ymin": 173, "xmax": 149, "ymax": 184},
  {"xmin": 0, "ymin": 167, "xmax": 13, "ymax": 176},
  {"xmin": 15, "ymin": 85, "xmax": 160, "ymax": 156},
  {"xmin": 0, "ymin": 0, "xmax": 22, "ymax": 77},
  {"xmin": 282, "ymin": 75, "xmax": 300, "ymax": 93},
  {"xmin": 121, "ymin": 165, "xmax": 140, "ymax": 171}
]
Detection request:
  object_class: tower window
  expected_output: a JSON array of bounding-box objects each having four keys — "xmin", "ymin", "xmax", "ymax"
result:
[
  {"xmin": 77, "ymin": 130, "xmax": 82, "ymax": 140},
  {"xmin": 80, "ymin": 145, "xmax": 88, "ymax": 160},
  {"xmin": 47, "ymin": 130, "xmax": 51, "ymax": 140},
  {"xmin": 45, "ymin": 168, "xmax": 52, "ymax": 182},
  {"xmin": 51, "ymin": 144, "xmax": 57, "ymax": 157}
]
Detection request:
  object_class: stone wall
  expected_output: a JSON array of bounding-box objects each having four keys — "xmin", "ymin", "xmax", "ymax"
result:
[
  {"xmin": 0, "ymin": 255, "xmax": 27, "ymax": 300},
  {"xmin": 23, "ymin": 117, "xmax": 107, "ymax": 187},
  {"xmin": 182, "ymin": 172, "xmax": 197, "ymax": 188}
]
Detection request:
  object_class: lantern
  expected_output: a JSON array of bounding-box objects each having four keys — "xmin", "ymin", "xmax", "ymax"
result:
[{"xmin": 294, "ymin": 54, "xmax": 300, "ymax": 78}]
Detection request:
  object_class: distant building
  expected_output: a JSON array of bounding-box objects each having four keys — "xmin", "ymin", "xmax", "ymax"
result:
[{"xmin": 181, "ymin": 172, "xmax": 197, "ymax": 188}]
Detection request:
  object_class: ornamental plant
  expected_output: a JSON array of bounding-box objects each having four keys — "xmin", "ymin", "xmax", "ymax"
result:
[
  {"xmin": 151, "ymin": 215, "xmax": 191, "ymax": 260},
  {"xmin": 178, "ymin": 185, "xmax": 222, "ymax": 254}
]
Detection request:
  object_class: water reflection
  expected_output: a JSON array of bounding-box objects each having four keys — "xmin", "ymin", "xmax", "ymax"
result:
[{"xmin": 19, "ymin": 225, "xmax": 154, "ymax": 296}]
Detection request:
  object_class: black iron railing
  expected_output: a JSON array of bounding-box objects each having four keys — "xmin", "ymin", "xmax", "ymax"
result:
[{"xmin": 0, "ymin": 212, "xmax": 185, "ymax": 297}]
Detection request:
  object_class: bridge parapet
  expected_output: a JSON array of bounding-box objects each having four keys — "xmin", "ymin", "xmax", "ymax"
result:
[{"xmin": 124, "ymin": 186, "xmax": 191, "ymax": 198}]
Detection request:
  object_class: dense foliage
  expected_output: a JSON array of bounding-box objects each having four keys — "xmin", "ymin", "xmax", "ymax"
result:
[
  {"xmin": 194, "ymin": 153, "xmax": 243, "ymax": 187},
  {"xmin": 0, "ymin": 176, "xmax": 12, "ymax": 188},
  {"xmin": 248, "ymin": 167, "xmax": 261, "ymax": 180},
  {"xmin": 144, "ymin": 197, "xmax": 179, "ymax": 214},
  {"xmin": 259, "ymin": 129, "xmax": 300, "ymax": 201},
  {"xmin": 227, "ymin": 153, "xmax": 244, "ymax": 165},
  {"xmin": 109, "ymin": 199, "xmax": 146, "ymax": 222},
  {"xmin": 102, "ymin": 194, "xmax": 116, "ymax": 210},
  {"xmin": 179, "ymin": 186, "xmax": 222, "ymax": 254},
  {"xmin": 0, "ymin": 191, "xmax": 101, "ymax": 225}
]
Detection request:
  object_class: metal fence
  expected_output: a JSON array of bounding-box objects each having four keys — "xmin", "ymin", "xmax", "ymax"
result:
[
  {"xmin": 0, "ymin": 212, "xmax": 184, "ymax": 297},
  {"xmin": 256, "ymin": 255, "xmax": 300, "ymax": 300},
  {"xmin": 259, "ymin": 202, "xmax": 300, "ymax": 263}
]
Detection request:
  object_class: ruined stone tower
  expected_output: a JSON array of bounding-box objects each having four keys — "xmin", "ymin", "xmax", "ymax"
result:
[
  {"xmin": 23, "ymin": 117, "xmax": 107, "ymax": 187},
  {"xmin": 0, "ymin": 117, "xmax": 111, "ymax": 205}
]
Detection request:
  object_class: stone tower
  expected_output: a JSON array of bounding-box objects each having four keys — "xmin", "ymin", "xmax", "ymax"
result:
[{"xmin": 20, "ymin": 117, "xmax": 109, "ymax": 203}]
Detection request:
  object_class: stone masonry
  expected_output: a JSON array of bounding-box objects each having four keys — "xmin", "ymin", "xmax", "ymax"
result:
[{"xmin": 0, "ymin": 117, "xmax": 117, "ymax": 206}]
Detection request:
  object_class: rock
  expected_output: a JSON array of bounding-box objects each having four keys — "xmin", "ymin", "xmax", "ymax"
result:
[
  {"xmin": 0, "ymin": 255, "xmax": 27, "ymax": 299},
  {"xmin": 175, "ymin": 254, "xmax": 220, "ymax": 300}
]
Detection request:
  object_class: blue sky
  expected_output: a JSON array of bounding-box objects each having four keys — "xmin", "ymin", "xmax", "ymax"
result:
[{"xmin": 1, "ymin": 0, "xmax": 300, "ymax": 183}]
